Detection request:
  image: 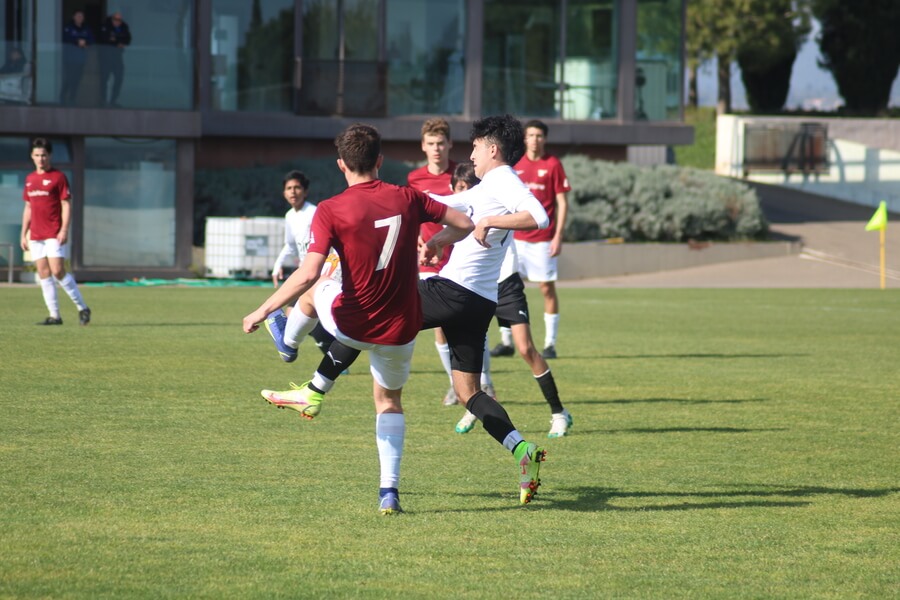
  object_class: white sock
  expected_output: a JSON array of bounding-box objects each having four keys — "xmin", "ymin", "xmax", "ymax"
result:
[
  {"xmin": 56, "ymin": 273, "xmax": 86, "ymax": 310},
  {"xmin": 310, "ymin": 372, "xmax": 334, "ymax": 393},
  {"xmin": 375, "ymin": 412, "xmax": 405, "ymax": 489},
  {"xmin": 502, "ymin": 430, "xmax": 524, "ymax": 453},
  {"xmin": 39, "ymin": 277, "xmax": 59, "ymax": 318},
  {"xmin": 499, "ymin": 326, "xmax": 512, "ymax": 346},
  {"xmin": 480, "ymin": 339, "xmax": 493, "ymax": 386},
  {"xmin": 544, "ymin": 313, "xmax": 559, "ymax": 348},
  {"xmin": 284, "ymin": 302, "xmax": 317, "ymax": 349},
  {"xmin": 435, "ymin": 342, "xmax": 453, "ymax": 380}
]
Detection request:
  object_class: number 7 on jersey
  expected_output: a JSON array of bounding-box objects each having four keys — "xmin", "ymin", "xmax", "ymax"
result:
[{"xmin": 374, "ymin": 215, "xmax": 401, "ymax": 271}]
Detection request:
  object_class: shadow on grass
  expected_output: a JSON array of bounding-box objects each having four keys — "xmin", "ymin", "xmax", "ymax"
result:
[
  {"xmin": 542, "ymin": 485, "xmax": 900, "ymax": 512},
  {"xmin": 576, "ymin": 397, "xmax": 768, "ymax": 406},
  {"xmin": 595, "ymin": 426, "xmax": 788, "ymax": 434},
  {"xmin": 566, "ymin": 353, "xmax": 810, "ymax": 360}
]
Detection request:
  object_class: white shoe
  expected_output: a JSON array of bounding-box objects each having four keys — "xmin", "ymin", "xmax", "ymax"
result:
[
  {"xmin": 481, "ymin": 383, "xmax": 497, "ymax": 400},
  {"xmin": 442, "ymin": 386, "xmax": 458, "ymax": 406},
  {"xmin": 455, "ymin": 410, "xmax": 478, "ymax": 434},
  {"xmin": 548, "ymin": 409, "xmax": 573, "ymax": 438}
]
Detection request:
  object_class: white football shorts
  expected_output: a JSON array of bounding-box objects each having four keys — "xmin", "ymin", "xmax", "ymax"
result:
[
  {"xmin": 313, "ymin": 278, "xmax": 415, "ymax": 390},
  {"xmin": 514, "ymin": 239, "xmax": 557, "ymax": 283},
  {"xmin": 27, "ymin": 238, "xmax": 67, "ymax": 260}
]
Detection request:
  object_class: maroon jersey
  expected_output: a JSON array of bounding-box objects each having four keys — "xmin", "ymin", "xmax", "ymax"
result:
[
  {"xmin": 407, "ymin": 162, "xmax": 456, "ymax": 274},
  {"xmin": 513, "ymin": 155, "xmax": 570, "ymax": 243},
  {"xmin": 23, "ymin": 169, "xmax": 71, "ymax": 241},
  {"xmin": 309, "ymin": 179, "xmax": 447, "ymax": 345}
]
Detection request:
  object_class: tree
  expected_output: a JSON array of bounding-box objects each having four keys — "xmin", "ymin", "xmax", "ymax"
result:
[
  {"xmin": 737, "ymin": 0, "xmax": 811, "ymax": 113},
  {"xmin": 813, "ymin": 0, "xmax": 900, "ymax": 115},
  {"xmin": 686, "ymin": 0, "xmax": 743, "ymax": 114}
]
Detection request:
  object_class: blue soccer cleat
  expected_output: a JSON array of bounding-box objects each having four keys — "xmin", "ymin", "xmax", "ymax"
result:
[{"xmin": 264, "ymin": 308, "xmax": 298, "ymax": 363}]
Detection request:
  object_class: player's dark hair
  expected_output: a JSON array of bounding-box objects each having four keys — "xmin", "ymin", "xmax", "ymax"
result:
[
  {"xmin": 283, "ymin": 170, "xmax": 309, "ymax": 190},
  {"xmin": 334, "ymin": 123, "xmax": 381, "ymax": 174},
  {"xmin": 469, "ymin": 115, "xmax": 525, "ymax": 166},
  {"xmin": 523, "ymin": 119, "xmax": 548, "ymax": 136},
  {"xmin": 421, "ymin": 117, "xmax": 451, "ymax": 140},
  {"xmin": 451, "ymin": 161, "xmax": 480, "ymax": 190},
  {"xmin": 30, "ymin": 138, "xmax": 52, "ymax": 154}
]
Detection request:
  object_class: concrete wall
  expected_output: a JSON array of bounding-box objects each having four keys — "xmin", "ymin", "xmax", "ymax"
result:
[
  {"xmin": 716, "ymin": 115, "xmax": 900, "ymax": 213},
  {"xmin": 557, "ymin": 239, "xmax": 800, "ymax": 280}
]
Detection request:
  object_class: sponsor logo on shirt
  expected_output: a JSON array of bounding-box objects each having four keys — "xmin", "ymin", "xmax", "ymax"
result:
[
  {"xmin": 537, "ymin": 169, "xmax": 548, "ymax": 177},
  {"xmin": 27, "ymin": 190, "xmax": 51, "ymax": 197}
]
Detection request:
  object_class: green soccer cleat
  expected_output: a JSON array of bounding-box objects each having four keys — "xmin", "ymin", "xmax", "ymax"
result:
[
  {"xmin": 514, "ymin": 442, "xmax": 546, "ymax": 505},
  {"xmin": 260, "ymin": 381, "xmax": 322, "ymax": 420}
]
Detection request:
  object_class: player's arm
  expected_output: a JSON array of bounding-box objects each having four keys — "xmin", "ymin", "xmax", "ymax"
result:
[
  {"xmin": 57, "ymin": 198, "xmax": 71, "ymax": 245},
  {"xmin": 20, "ymin": 202, "xmax": 31, "ymax": 251},
  {"xmin": 272, "ymin": 220, "xmax": 295, "ymax": 287},
  {"xmin": 473, "ymin": 190, "xmax": 549, "ymax": 248},
  {"xmin": 550, "ymin": 191, "xmax": 568, "ymax": 257},
  {"xmin": 244, "ymin": 251, "xmax": 326, "ymax": 333},
  {"xmin": 420, "ymin": 206, "xmax": 473, "ymax": 265}
]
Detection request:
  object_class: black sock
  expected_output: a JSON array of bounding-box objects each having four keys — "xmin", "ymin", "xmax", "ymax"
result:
[
  {"xmin": 315, "ymin": 340, "xmax": 361, "ymax": 382},
  {"xmin": 309, "ymin": 323, "xmax": 335, "ymax": 356},
  {"xmin": 536, "ymin": 370, "xmax": 564, "ymax": 414},
  {"xmin": 467, "ymin": 390, "xmax": 515, "ymax": 445}
]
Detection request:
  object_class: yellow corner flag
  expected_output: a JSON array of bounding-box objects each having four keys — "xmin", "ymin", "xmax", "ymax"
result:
[{"xmin": 865, "ymin": 201, "xmax": 887, "ymax": 231}]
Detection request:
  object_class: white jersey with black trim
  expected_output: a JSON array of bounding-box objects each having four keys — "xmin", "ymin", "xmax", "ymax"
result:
[
  {"xmin": 273, "ymin": 203, "xmax": 317, "ymax": 272},
  {"xmin": 430, "ymin": 165, "xmax": 549, "ymax": 302}
]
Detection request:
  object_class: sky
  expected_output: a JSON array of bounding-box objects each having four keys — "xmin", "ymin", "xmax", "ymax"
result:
[{"xmin": 694, "ymin": 20, "xmax": 900, "ymax": 110}]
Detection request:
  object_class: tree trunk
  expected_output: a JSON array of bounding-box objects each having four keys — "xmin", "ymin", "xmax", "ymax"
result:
[
  {"xmin": 688, "ymin": 63, "xmax": 698, "ymax": 109},
  {"xmin": 716, "ymin": 53, "xmax": 732, "ymax": 114}
]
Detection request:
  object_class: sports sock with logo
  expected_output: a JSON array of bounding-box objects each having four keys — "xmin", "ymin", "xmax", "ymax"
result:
[{"xmin": 535, "ymin": 369, "xmax": 563, "ymax": 414}]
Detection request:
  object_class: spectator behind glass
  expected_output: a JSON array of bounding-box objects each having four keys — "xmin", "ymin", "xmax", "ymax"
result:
[
  {"xmin": 98, "ymin": 10, "xmax": 132, "ymax": 107},
  {"xmin": 60, "ymin": 10, "xmax": 94, "ymax": 105}
]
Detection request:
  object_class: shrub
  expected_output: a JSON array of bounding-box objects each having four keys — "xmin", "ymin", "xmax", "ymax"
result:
[
  {"xmin": 561, "ymin": 156, "xmax": 768, "ymax": 242},
  {"xmin": 194, "ymin": 155, "xmax": 768, "ymax": 245}
]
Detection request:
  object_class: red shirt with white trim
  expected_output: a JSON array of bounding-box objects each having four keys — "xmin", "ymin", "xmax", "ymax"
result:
[
  {"xmin": 23, "ymin": 169, "xmax": 71, "ymax": 241},
  {"xmin": 513, "ymin": 155, "xmax": 570, "ymax": 243},
  {"xmin": 308, "ymin": 179, "xmax": 447, "ymax": 345},
  {"xmin": 407, "ymin": 161, "xmax": 456, "ymax": 274}
]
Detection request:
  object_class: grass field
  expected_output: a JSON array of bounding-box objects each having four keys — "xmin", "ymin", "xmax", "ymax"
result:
[
  {"xmin": 1, "ymin": 286, "xmax": 898, "ymax": 598},
  {"xmin": 674, "ymin": 106, "xmax": 717, "ymax": 170}
]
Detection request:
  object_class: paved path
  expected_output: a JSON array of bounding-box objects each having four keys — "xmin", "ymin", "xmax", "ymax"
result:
[{"xmin": 560, "ymin": 183, "xmax": 900, "ymax": 289}]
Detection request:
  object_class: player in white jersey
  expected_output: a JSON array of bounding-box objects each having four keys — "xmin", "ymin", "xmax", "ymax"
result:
[
  {"xmin": 454, "ymin": 240, "xmax": 573, "ymax": 438},
  {"xmin": 417, "ymin": 115, "xmax": 551, "ymax": 504},
  {"xmin": 263, "ymin": 170, "xmax": 338, "ymax": 363}
]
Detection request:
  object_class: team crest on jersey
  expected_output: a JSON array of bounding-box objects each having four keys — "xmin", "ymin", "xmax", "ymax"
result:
[
  {"xmin": 43, "ymin": 179, "xmax": 52, "ymax": 186},
  {"xmin": 537, "ymin": 169, "xmax": 548, "ymax": 177}
]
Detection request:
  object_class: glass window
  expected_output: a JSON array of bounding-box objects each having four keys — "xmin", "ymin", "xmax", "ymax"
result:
[
  {"xmin": 298, "ymin": 0, "xmax": 383, "ymax": 117},
  {"xmin": 564, "ymin": 0, "xmax": 618, "ymax": 120},
  {"xmin": 482, "ymin": 0, "xmax": 618, "ymax": 120},
  {"xmin": 34, "ymin": 0, "xmax": 193, "ymax": 110},
  {"xmin": 636, "ymin": 0, "xmax": 683, "ymax": 121},
  {"xmin": 385, "ymin": 0, "xmax": 465, "ymax": 116},
  {"xmin": 0, "ymin": 0, "xmax": 34, "ymax": 105},
  {"xmin": 483, "ymin": 0, "xmax": 560, "ymax": 118},
  {"xmin": 83, "ymin": 138, "xmax": 177, "ymax": 267},
  {"xmin": 211, "ymin": 0, "xmax": 294, "ymax": 112}
]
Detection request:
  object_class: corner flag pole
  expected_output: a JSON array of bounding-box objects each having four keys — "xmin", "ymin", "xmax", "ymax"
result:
[{"xmin": 865, "ymin": 201, "xmax": 888, "ymax": 290}]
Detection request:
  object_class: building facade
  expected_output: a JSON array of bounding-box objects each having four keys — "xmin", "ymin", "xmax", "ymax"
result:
[{"xmin": 1, "ymin": 0, "xmax": 690, "ymax": 280}]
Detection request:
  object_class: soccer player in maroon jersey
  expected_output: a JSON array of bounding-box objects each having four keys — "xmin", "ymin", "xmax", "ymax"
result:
[
  {"xmin": 492, "ymin": 120, "xmax": 570, "ymax": 359},
  {"xmin": 20, "ymin": 138, "xmax": 91, "ymax": 326},
  {"xmin": 242, "ymin": 123, "xmax": 473, "ymax": 515}
]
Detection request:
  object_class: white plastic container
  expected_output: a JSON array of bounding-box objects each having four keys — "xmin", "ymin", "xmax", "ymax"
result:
[{"xmin": 204, "ymin": 217, "xmax": 285, "ymax": 279}]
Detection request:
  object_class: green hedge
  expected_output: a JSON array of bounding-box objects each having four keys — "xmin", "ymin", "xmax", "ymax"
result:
[
  {"xmin": 194, "ymin": 156, "xmax": 768, "ymax": 245},
  {"xmin": 561, "ymin": 156, "xmax": 768, "ymax": 242}
]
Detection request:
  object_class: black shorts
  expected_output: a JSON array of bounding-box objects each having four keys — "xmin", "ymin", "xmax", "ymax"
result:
[
  {"xmin": 419, "ymin": 276, "xmax": 496, "ymax": 373},
  {"xmin": 495, "ymin": 273, "xmax": 530, "ymax": 328}
]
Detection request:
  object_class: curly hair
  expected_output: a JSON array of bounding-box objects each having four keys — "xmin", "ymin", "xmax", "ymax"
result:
[{"xmin": 469, "ymin": 115, "xmax": 525, "ymax": 165}]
